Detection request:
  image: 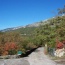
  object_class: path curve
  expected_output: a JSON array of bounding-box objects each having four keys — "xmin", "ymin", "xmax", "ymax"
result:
[{"xmin": 28, "ymin": 47, "xmax": 57, "ymax": 65}]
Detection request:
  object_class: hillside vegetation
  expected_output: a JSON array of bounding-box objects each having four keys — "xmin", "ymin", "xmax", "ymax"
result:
[{"xmin": 0, "ymin": 5, "xmax": 65, "ymax": 56}]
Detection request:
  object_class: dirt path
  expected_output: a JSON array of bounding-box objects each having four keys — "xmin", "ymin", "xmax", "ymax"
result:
[
  {"xmin": 0, "ymin": 47, "xmax": 57, "ymax": 65},
  {"xmin": 28, "ymin": 47, "xmax": 57, "ymax": 65}
]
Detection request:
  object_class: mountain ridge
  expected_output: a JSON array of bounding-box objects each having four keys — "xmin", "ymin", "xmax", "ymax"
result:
[{"xmin": 0, "ymin": 19, "xmax": 49, "ymax": 32}]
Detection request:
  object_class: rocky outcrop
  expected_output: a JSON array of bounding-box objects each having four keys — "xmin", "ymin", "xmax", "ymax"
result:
[{"xmin": 54, "ymin": 48, "xmax": 65, "ymax": 57}]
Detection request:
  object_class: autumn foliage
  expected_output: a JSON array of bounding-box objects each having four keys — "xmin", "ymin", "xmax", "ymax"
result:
[
  {"xmin": 4, "ymin": 42, "xmax": 17, "ymax": 51},
  {"xmin": 0, "ymin": 42, "xmax": 18, "ymax": 55},
  {"xmin": 56, "ymin": 39, "xmax": 64, "ymax": 49},
  {"xmin": 0, "ymin": 44, "xmax": 4, "ymax": 55}
]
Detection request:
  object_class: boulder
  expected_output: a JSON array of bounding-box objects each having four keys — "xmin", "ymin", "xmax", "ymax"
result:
[{"xmin": 54, "ymin": 48, "xmax": 65, "ymax": 57}]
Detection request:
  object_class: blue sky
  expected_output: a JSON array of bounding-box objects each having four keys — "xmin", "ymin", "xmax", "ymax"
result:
[{"xmin": 0, "ymin": 0, "xmax": 65, "ymax": 30}]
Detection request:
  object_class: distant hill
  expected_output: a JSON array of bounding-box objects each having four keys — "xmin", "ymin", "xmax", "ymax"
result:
[
  {"xmin": 0, "ymin": 19, "xmax": 50, "ymax": 32},
  {"xmin": 0, "ymin": 15, "xmax": 64, "ymax": 37},
  {"xmin": 0, "ymin": 19, "xmax": 49, "ymax": 36}
]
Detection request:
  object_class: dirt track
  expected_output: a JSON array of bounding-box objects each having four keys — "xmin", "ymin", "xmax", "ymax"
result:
[{"xmin": 0, "ymin": 47, "xmax": 57, "ymax": 65}]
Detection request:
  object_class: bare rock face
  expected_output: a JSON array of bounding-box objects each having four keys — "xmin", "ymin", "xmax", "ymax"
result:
[
  {"xmin": 54, "ymin": 48, "xmax": 65, "ymax": 57},
  {"xmin": 0, "ymin": 58, "xmax": 30, "ymax": 65},
  {"xmin": 4, "ymin": 59, "xmax": 29, "ymax": 65},
  {"xmin": 0, "ymin": 60, "xmax": 4, "ymax": 65}
]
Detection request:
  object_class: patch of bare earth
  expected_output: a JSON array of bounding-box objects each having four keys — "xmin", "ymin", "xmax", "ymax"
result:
[
  {"xmin": 55, "ymin": 58, "xmax": 65, "ymax": 65},
  {"xmin": 50, "ymin": 55, "xmax": 65, "ymax": 65}
]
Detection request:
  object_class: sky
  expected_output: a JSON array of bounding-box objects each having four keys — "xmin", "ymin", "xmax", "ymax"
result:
[{"xmin": 0, "ymin": 0, "xmax": 65, "ymax": 30}]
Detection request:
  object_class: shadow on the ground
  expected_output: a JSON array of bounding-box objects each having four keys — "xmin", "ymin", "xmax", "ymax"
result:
[{"xmin": 20, "ymin": 46, "xmax": 41, "ymax": 57}]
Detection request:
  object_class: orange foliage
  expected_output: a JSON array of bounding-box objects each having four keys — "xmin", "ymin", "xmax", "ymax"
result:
[
  {"xmin": 57, "ymin": 42, "xmax": 64, "ymax": 49},
  {"xmin": 56, "ymin": 39, "xmax": 64, "ymax": 49},
  {"xmin": 0, "ymin": 42, "xmax": 18, "ymax": 55},
  {"xmin": 2, "ymin": 51, "xmax": 8, "ymax": 55},
  {"xmin": 4, "ymin": 42, "xmax": 17, "ymax": 51},
  {"xmin": 0, "ymin": 44, "xmax": 4, "ymax": 55}
]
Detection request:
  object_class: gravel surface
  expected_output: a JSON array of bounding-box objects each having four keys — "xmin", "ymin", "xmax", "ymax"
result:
[{"xmin": 0, "ymin": 47, "xmax": 57, "ymax": 65}]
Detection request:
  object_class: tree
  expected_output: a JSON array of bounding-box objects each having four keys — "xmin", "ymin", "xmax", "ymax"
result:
[
  {"xmin": 0, "ymin": 44, "xmax": 4, "ymax": 55},
  {"xmin": 4, "ymin": 42, "xmax": 18, "ymax": 55},
  {"xmin": 58, "ymin": 5, "xmax": 65, "ymax": 15}
]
